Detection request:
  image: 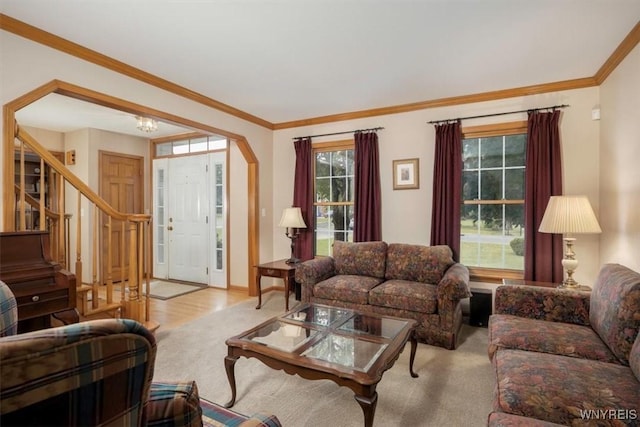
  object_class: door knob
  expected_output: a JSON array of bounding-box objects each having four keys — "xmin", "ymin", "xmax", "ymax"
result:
[{"xmin": 167, "ymin": 226, "xmax": 173, "ymax": 231}]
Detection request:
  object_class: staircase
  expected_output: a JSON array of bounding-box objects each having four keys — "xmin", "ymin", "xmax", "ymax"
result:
[{"xmin": 8, "ymin": 124, "xmax": 157, "ymax": 331}]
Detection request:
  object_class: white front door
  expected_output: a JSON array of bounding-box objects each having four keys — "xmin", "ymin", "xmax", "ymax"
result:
[
  {"xmin": 168, "ymin": 155, "xmax": 209, "ymax": 283},
  {"xmin": 153, "ymin": 153, "xmax": 227, "ymax": 286}
]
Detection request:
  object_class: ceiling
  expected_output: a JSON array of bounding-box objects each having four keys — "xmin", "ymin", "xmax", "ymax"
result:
[{"xmin": 2, "ymin": 0, "xmax": 640, "ymax": 137}]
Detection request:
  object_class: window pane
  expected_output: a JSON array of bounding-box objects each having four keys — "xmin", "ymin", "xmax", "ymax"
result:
[
  {"xmin": 173, "ymin": 141, "xmax": 189, "ymax": 155},
  {"xmin": 208, "ymin": 136, "xmax": 227, "ymax": 150},
  {"xmin": 505, "ymin": 204, "xmax": 525, "ymax": 236},
  {"xmin": 505, "ymin": 169, "xmax": 524, "ymax": 199},
  {"xmin": 190, "ymin": 137, "xmax": 208, "ymax": 152},
  {"xmin": 316, "ymin": 153, "xmax": 330, "ymax": 178},
  {"xmin": 316, "ymin": 177, "xmax": 330, "ymax": 203},
  {"xmin": 463, "ymin": 138, "xmax": 479, "ymax": 169},
  {"xmin": 505, "ymin": 134, "xmax": 526, "ymax": 167},
  {"xmin": 331, "ymin": 176, "xmax": 349, "ymax": 202},
  {"xmin": 315, "ymin": 206, "xmax": 333, "ymax": 257},
  {"xmin": 462, "ymin": 170, "xmax": 479, "ymax": 200},
  {"xmin": 156, "ymin": 143, "xmax": 172, "ymax": 156},
  {"xmin": 480, "ymin": 137, "xmax": 503, "ymax": 168},
  {"xmin": 480, "ymin": 169, "xmax": 502, "ymax": 200}
]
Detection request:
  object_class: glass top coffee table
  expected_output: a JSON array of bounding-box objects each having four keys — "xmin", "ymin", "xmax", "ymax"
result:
[{"xmin": 224, "ymin": 303, "xmax": 418, "ymax": 427}]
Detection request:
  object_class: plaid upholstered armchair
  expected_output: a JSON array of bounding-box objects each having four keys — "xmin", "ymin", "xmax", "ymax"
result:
[{"xmin": 0, "ymin": 280, "xmax": 203, "ymax": 427}]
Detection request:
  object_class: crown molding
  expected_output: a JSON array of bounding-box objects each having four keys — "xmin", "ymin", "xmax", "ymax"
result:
[
  {"xmin": 0, "ymin": 14, "xmax": 274, "ymax": 130},
  {"xmin": 595, "ymin": 20, "xmax": 640, "ymax": 84},
  {"xmin": 272, "ymin": 78, "xmax": 597, "ymax": 130},
  {"xmin": 2, "ymin": 14, "xmax": 638, "ymax": 131}
]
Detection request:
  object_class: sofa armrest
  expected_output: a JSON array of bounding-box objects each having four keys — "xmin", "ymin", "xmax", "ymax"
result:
[
  {"xmin": 437, "ymin": 263, "xmax": 471, "ymax": 301},
  {"xmin": 0, "ymin": 319, "xmax": 156, "ymax": 425},
  {"xmin": 494, "ymin": 285, "xmax": 590, "ymax": 325},
  {"xmin": 146, "ymin": 381, "xmax": 203, "ymax": 427},
  {"xmin": 295, "ymin": 257, "xmax": 336, "ymax": 302}
]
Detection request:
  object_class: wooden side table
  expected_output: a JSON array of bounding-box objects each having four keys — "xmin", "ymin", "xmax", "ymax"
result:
[{"xmin": 255, "ymin": 259, "xmax": 297, "ymax": 310}]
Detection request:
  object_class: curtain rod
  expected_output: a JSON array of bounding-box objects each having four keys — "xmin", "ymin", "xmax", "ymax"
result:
[
  {"xmin": 427, "ymin": 104, "xmax": 569, "ymax": 125},
  {"xmin": 293, "ymin": 126, "xmax": 384, "ymax": 140}
]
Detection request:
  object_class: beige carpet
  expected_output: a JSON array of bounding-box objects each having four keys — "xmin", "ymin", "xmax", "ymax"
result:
[
  {"xmin": 154, "ymin": 295, "xmax": 494, "ymax": 426},
  {"xmin": 144, "ymin": 280, "xmax": 206, "ymax": 300}
]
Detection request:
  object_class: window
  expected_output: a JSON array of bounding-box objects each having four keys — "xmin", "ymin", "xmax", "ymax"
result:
[
  {"xmin": 154, "ymin": 134, "xmax": 227, "ymax": 157},
  {"xmin": 313, "ymin": 141, "xmax": 354, "ymax": 256},
  {"xmin": 460, "ymin": 122, "xmax": 527, "ymax": 276}
]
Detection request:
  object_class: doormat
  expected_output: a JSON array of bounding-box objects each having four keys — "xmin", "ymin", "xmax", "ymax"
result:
[{"xmin": 144, "ymin": 280, "xmax": 207, "ymax": 300}]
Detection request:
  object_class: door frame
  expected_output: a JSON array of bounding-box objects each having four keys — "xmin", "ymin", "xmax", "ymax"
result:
[
  {"xmin": 3, "ymin": 80, "xmax": 260, "ymax": 296},
  {"xmin": 153, "ymin": 151, "xmax": 228, "ymax": 287}
]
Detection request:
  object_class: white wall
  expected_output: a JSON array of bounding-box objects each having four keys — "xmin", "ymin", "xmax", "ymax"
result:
[
  {"xmin": 273, "ymin": 87, "xmax": 603, "ymax": 285},
  {"xmin": 599, "ymin": 43, "xmax": 640, "ymax": 273},
  {"xmin": 1, "ymin": 31, "xmax": 275, "ymax": 287}
]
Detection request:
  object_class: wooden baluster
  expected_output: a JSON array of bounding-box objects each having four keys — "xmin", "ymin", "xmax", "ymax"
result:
[
  {"xmin": 145, "ymin": 218, "xmax": 151, "ymax": 322},
  {"xmin": 65, "ymin": 213, "xmax": 72, "ymax": 273},
  {"xmin": 38, "ymin": 158, "xmax": 45, "ymax": 231},
  {"xmin": 57, "ymin": 174, "xmax": 66, "ymax": 268},
  {"xmin": 92, "ymin": 205, "xmax": 99, "ymax": 310},
  {"xmin": 120, "ymin": 221, "xmax": 126, "ymax": 309},
  {"xmin": 124, "ymin": 221, "xmax": 142, "ymax": 321},
  {"xmin": 19, "ymin": 144, "xmax": 26, "ymax": 230},
  {"xmin": 76, "ymin": 191, "xmax": 84, "ymax": 314},
  {"xmin": 105, "ymin": 216, "xmax": 113, "ymax": 305}
]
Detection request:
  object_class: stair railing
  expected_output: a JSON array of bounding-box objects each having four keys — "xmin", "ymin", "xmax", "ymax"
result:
[{"xmin": 12, "ymin": 124, "xmax": 156, "ymax": 330}]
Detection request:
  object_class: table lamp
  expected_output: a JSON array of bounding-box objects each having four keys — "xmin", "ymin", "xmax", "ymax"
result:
[
  {"xmin": 279, "ymin": 207, "xmax": 307, "ymax": 264},
  {"xmin": 538, "ymin": 195, "xmax": 602, "ymax": 288}
]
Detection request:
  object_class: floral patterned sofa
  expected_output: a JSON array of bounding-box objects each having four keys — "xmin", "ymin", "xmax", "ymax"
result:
[
  {"xmin": 295, "ymin": 241, "xmax": 471, "ymax": 349},
  {"xmin": 487, "ymin": 263, "xmax": 640, "ymax": 426}
]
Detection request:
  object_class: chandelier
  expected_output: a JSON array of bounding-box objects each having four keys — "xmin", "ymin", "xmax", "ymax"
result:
[{"xmin": 136, "ymin": 116, "xmax": 158, "ymax": 133}]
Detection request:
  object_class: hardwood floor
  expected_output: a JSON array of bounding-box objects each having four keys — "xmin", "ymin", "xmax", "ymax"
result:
[
  {"xmin": 148, "ymin": 287, "xmax": 252, "ymax": 331},
  {"xmin": 81, "ymin": 286, "xmax": 253, "ymax": 332}
]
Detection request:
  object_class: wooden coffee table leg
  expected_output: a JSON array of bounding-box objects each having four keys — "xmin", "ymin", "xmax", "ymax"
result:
[
  {"xmin": 354, "ymin": 391, "xmax": 378, "ymax": 427},
  {"xmin": 223, "ymin": 355, "xmax": 239, "ymax": 407},
  {"xmin": 409, "ymin": 333, "xmax": 419, "ymax": 378}
]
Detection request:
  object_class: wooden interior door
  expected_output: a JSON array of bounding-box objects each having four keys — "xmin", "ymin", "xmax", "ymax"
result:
[{"xmin": 100, "ymin": 151, "xmax": 143, "ymax": 283}]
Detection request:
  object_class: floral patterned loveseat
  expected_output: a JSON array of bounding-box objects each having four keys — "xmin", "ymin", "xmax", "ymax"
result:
[
  {"xmin": 295, "ymin": 241, "xmax": 471, "ymax": 349},
  {"xmin": 487, "ymin": 263, "xmax": 640, "ymax": 426}
]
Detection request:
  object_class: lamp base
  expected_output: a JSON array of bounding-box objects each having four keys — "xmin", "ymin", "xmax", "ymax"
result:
[{"xmin": 557, "ymin": 283, "xmax": 592, "ymax": 291}]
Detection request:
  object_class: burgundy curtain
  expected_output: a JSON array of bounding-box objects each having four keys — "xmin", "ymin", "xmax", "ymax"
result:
[
  {"xmin": 354, "ymin": 131, "xmax": 382, "ymax": 242},
  {"xmin": 524, "ymin": 110, "xmax": 564, "ymax": 282},
  {"xmin": 430, "ymin": 121, "xmax": 462, "ymax": 261},
  {"xmin": 292, "ymin": 137, "xmax": 314, "ymax": 261}
]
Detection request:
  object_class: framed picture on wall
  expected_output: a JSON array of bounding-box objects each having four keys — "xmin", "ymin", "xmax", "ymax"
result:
[{"xmin": 393, "ymin": 158, "xmax": 419, "ymax": 190}]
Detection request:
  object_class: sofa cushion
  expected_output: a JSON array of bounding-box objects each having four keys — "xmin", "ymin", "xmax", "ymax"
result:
[
  {"xmin": 369, "ymin": 280, "xmax": 438, "ymax": 314},
  {"xmin": 589, "ymin": 263, "xmax": 640, "ymax": 364},
  {"xmin": 493, "ymin": 349, "xmax": 640, "ymax": 426},
  {"xmin": 313, "ymin": 275, "xmax": 383, "ymax": 305},
  {"xmin": 488, "ymin": 314, "xmax": 620, "ymax": 363},
  {"xmin": 333, "ymin": 241, "xmax": 387, "ymax": 279},
  {"xmin": 385, "ymin": 244, "xmax": 454, "ymax": 284}
]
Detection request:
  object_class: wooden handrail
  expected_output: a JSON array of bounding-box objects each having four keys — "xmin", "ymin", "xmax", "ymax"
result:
[
  {"xmin": 13, "ymin": 185, "xmax": 61, "ymax": 220},
  {"xmin": 16, "ymin": 125, "xmax": 150, "ymax": 223}
]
